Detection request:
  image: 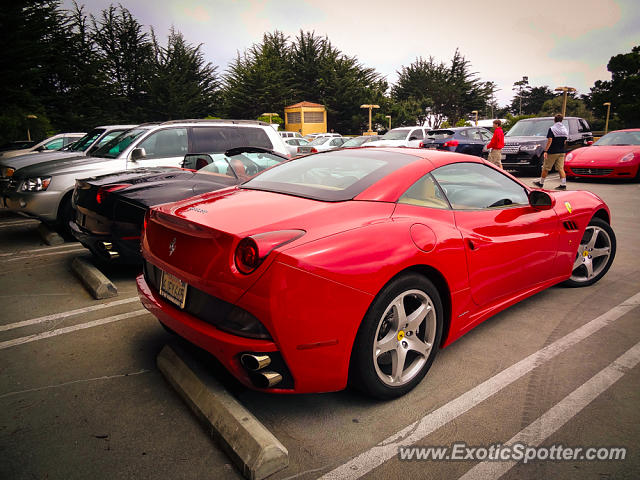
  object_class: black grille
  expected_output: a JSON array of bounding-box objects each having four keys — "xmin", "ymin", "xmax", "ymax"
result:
[
  {"xmin": 572, "ymin": 168, "xmax": 613, "ymax": 176},
  {"xmin": 563, "ymin": 221, "xmax": 579, "ymax": 231}
]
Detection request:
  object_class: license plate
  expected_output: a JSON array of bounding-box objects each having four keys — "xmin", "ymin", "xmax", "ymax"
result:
[
  {"xmin": 425, "ymin": 145, "xmax": 437, "ymax": 150},
  {"xmin": 159, "ymin": 270, "xmax": 188, "ymax": 309}
]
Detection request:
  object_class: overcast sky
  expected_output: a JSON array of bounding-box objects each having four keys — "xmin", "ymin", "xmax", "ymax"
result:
[{"xmin": 63, "ymin": 0, "xmax": 639, "ymax": 108}]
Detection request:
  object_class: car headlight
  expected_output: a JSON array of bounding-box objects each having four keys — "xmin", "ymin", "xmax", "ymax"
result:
[
  {"xmin": 620, "ymin": 152, "xmax": 634, "ymax": 162},
  {"xmin": 20, "ymin": 177, "xmax": 51, "ymax": 192},
  {"xmin": 0, "ymin": 167, "xmax": 15, "ymax": 178},
  {"xmin": 519, "ymin": 144, "xmax": 539, "ymax": 152}
]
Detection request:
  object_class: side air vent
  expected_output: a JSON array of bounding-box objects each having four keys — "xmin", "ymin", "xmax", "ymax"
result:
[{"xmin": 563, "ymin": 221, "xmax": 579, "ymax": 231}]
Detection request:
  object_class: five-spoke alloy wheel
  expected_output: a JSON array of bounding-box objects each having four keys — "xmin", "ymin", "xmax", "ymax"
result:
[{"xmin": 565, "ymin": 217, "xmax": 616, "ymax": 287}]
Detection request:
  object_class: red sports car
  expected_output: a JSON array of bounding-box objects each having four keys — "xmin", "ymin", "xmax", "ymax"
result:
[
  {"xmin": 565, "ymin": 128, "xmax": 640, "ymax": 180},
  {"xmin": 137, "ymin": 148, "xmax": 616, "ymax": 399}
]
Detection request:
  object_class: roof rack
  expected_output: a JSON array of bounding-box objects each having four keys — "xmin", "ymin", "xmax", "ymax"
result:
[{"xmin": 158, "ymin": 119, "xmax": 269, "ymax": 126}]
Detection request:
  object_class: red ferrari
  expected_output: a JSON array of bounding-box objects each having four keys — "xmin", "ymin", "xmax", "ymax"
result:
[
  {"xmin": 565, "ymin": 128, "xmax": 640, "ymax": 180},
  {"xmin": 137, "ymin": 148, "xmax": 616, "ymax": 399}
]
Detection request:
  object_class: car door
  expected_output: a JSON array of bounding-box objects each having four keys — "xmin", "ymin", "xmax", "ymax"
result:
[
  {"xmin": 128, "ymin": 127, "xmax": 188, "ymax": 168},
  {"xmin": 431, "ymin": 162, "xmax": 559, "ymax": 306},
  {"xmin": 407, "ymin": 129, "xmax": 425, "ymax": 147}
]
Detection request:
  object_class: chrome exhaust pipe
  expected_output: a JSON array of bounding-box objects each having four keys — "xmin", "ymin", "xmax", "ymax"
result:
[
  {"xmin": 102, "ymin": 242, "xmax": 113, "ymax": 250},
  {"xmin": 253, "ymin": 371, "xmax": 282, "ymax": 388},
  {"xmin": 241, "ymin": 353, "xmax": 271, "ymax": 371},
  {"xmin": 107, "ymin": 250, "xmax": 120, "ymax": 259}
]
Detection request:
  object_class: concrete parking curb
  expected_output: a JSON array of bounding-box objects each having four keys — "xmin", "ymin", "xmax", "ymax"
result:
[
  {"xmin": 71, "ymin": 256, "xmax": 118, "ymax": 299},
  {"xmin": 157, "ymin": 344, "xmax": 289, "ymax": 480},
  {"xmin": 37, "ymin": 223, "xmax": 64, "ymax": 245}
]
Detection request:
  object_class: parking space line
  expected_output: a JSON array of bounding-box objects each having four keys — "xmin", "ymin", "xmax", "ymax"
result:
[
  {"xmin": 320, "ymin": 292, "xmax": 640, "ymax": 480},
  {"xmin": 0, "ymin": 242, "xmax": 82, "ymax": 257},
  {"xmin": 458, "ymin": 340, "xmax": 640, "ymax": 480},
  {"xmin": 0, "ymin": 310, "xmax": 148, "ymax": 350},
  {"xmin": 0, "ymin": 246, "xmax": 86, "ymax": 263},
  {"xmin": 0, "ymin": 297, "xmax": 140, "ymax": 332}
]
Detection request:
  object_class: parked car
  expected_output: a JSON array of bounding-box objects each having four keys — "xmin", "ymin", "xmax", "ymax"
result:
[
  {"xmin": 71, "ymin": 147, "xmax": 289, "ymax": 263},
  {"xmin": 565, "ymin": 129, "xmax": 640, "ymax": 181},
  {"xmin": 501, "ymin": 117, "xmax": 593, "ymax": 173},
  {"xmin": 419, "ymin": 127, "xmax": 492, "ymax": 157},
  {"xmin": 0, "ymin": 141, "xmax": 36, "ymax": 152},
  {"xmin": 137, "ymin": 147, "xmax": 615, "ymax": 398},
  {"xmin": 303, "ymin": 132, "xmax": 341, "ymax": 141},
  {"xmin": 279, "ymin": 131, "xmax": 303, "ymax": 139},
  {"xmin": 341, "ymin": 135, "xmax": 380, "ymax": 148},
  {"xmin": 0, "ymin": 132, "xmax": 86, "ymax": 159},
  {"xmin": 0, "ymin": 125, "xmax": 136, "ymax": 188},
  {"xmin": 366, "ymin": 127, "xmax": 429, "ymax": 148},
  {"xmin": 283, "ymin": 137, "xmax": 311, "ymax": 157},
  {"xmin": 1, "ymin": 120, "xmax": 289, "ymax": 236},
  {"xmin": 306, "ymin": 136, "xmax": 347, "ymax": 152}
]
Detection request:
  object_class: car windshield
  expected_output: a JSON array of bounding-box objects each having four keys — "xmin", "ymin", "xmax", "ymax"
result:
[
  {"xmin": 380, "ymin": 129, "xmax": 410, "ymax": 140},
  {"xmin": 194, "ymin": 151, "xmax": 286, "ymax": 179},
  {"xmin": 506, "ymin": 119, "xmax": 569, "ymax": 137},
  {"xmin": 308, "ymin": 137, "xmax": 331, "ymax": 146},
  {"xmin": 426, "ymin": 130, "xmax": 455, "ymax": 139},
  {"xmin": 91, "ymin": 128, "xmax": 148, "ymax": 158},
  {"xmin": 594, "ymin": 131, "xmax": 640, "ymax": 146},
  {"xmin": 64, "ymin": 129, "xmax": 105, "ymax": 152},
  {"xmin": 342, "ymin": 137, "xmax": 370, "ymax": 147},
  {"xmin": 242, "ymin": 149, "xmax": 415, "ymax": 201}
]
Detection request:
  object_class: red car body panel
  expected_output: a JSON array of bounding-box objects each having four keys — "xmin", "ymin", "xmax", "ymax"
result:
[{"xmin": 137, "ymin": 148, "xmax": 612, "ymax": 393}]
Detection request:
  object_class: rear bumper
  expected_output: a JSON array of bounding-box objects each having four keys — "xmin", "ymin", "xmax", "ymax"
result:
[{"xmin": 70, "ymin": 219, "xmax": 142, "ymax": 263}]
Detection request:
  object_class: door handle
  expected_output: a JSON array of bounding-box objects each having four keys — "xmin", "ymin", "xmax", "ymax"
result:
[{"xmin": 466, "ymin": 239, "xmax": 476, "ymax": 251}]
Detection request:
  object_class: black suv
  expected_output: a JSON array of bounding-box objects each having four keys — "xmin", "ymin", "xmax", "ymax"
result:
[{"xmin": 501, "ymin": 117, "xmax": 593, "ymax": 174}]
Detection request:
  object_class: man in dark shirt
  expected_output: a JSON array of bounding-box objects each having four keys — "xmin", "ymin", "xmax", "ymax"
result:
[{"xmin": 534, "ymin": 114, "xmax": 568, "ymax": 190}]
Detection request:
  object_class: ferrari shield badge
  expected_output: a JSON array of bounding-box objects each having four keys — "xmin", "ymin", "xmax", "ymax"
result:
[{"xmin": 565, "ymin": 202, "xmax": 572, "ymax": 214}]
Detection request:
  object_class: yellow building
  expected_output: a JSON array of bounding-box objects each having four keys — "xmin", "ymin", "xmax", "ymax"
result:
[{"xmin": 284, "ymin": 101, "xmax": 327, "ymax": 136}]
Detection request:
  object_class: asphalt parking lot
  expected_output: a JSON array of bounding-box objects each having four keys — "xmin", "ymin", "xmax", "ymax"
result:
[{"xmin": 1, "ymin": 176, "xmax": 638, "ymax": 480}]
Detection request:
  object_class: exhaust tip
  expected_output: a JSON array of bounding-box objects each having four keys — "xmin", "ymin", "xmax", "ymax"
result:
[
  {"xmin": 241, "ymin": 354, "xmax": 271, "ymax": 371},
  {"xmin": 251, "ymin": 371, "xmax": 282, "ymax": 389}
]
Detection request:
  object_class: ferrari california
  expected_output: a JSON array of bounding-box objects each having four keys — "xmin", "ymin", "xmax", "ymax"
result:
[
  {"xmin": 137, "ymin": 148, "xmax": 616, "ymax": 399},
  {"xmin": 565, "ymin": 128, "xmax": 640, "ymax": 181}
]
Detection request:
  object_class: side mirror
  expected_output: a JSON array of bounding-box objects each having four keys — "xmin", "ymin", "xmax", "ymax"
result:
[
  {"xmin": 35, "ymin": 145, "xmax": 46, "ymax": 152},
  {"xmin": 130, "ymin": 147, "xmax": 146, "ymax": 161},
  {"xmin": 529, "ymin": 190, "xmax": 553, "ymax": 210}
]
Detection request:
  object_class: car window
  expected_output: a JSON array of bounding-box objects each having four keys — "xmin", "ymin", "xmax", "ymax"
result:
[
  {"xmin": 43, "ymin": 138, "xmax": 64, "ymax": 150},
  {"xmin": 431, "ymin": 162, "xmax": 529, "ymax": 210},
  {"xmin": 330, "ymin": 138, "xmax": 344, "ymax": 146},
  {"xmin": 410, "ymin": 129, "xmax": 424, "ymax": 140},
  {"xmin": 195, "ymin": 151, "xmax": 286, "ymax": 179},
  {"xmin": 381, "ymin": 129, "xmax": 411, "ymax": 140},
  {"xmin": 457, "ymin": 130, "xmax": 469, "ymax": 138},
  {"xmin": 92, "ymin": 128, "xmax": 148, "ymax": 158},
  {"xmin": 243, "ymin": 149, "xmax": 415, "ymax": 202},
  {"xmin": 469, "ymin": 129, "xmax": 484, "ymax": 141},
  {"xmin": 427, "ymin": 130, "xmax": 455, "ymax": 139},
  {"xmin": 578, "ymin": 119, "xmax": 590, "ymax": 133},
  {"xmin": 506, "ymin": 119, "xmax": 569, "ymax": 137},
  {"xmin": 480, "ymin": 130, "xmax": 492, "ymax": 142},
  {"xmin": 594, "ymin": 131, "xmax": 640, "ymax": 146},
  {"xmin": 191, "ymin": 126, "xmax": 274, "ymax": 152},
  {"xmin": 398, "ymin": 174, "xmax": 450, "ymax": 209},
  {"xmin": 66, "ymin": 130, "xmax": 104, "ymax": 152},
  {"xmin": 138, "ymin": 128, "xmax": 188, "ymax": 159}
]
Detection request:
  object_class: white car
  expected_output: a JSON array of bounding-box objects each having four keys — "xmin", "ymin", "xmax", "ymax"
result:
[
  {"xmin": 0, "ymin": 132, "xmax": 86, "ymax": 159},
  {"xmin": 307, "ymin": 136, "xmax": 347, "ymax": 152},
  {"xmin": 279, "ymin": 131, "xmax": 303, "ymax": 139},
  {"xmin": 283, "ymin": 137, "xmax": 311, "ymax": 157},
  {"xmin": 366, "ymin": 127, "xmax": 429, "ymax": 148}
]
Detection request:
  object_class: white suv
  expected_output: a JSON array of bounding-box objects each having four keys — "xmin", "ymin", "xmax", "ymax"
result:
[
  {"xmin": 279, "ymin": 131, "xmax": 303, "ymax": 139},
  {"xmin": 366, "ymin": 127, "xmax": 429, "ymax": 148}
]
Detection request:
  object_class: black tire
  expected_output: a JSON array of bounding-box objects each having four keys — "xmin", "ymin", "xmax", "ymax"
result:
[
  {"xmin": 55, "ymin": 195, "xmax": 75, "ymax": 241},
  {"xmin": 563, "ymin": 217, "xmax": 616, "ymax": 287},
  {"xmin": 350, "ymin": 273, "xmax": 443, "ymax": 399}
]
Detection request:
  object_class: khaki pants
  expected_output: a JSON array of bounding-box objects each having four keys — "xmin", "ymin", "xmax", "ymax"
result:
[
  {"xmin": 543, "ymin": 153, "xmax": 565, "ymax": 171},
  {"xmin": 487, "ymin": 149, "xmax": 502, "ymax": 168}
]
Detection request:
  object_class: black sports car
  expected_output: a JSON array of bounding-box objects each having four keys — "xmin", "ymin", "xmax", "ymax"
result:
[
  {"xmin": 71, "ymin": 147, "xmax": 288, "ymax": 263},
  {"xmin": 419, "ymin": 127, "xmax": 492, "ymax": 157}
]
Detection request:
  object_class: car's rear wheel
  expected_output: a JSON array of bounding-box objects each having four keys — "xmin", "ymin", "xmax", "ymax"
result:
[
  {"xmin": 564, "ymin": 217, "xmax": 616, "ymax": 287},
  {"xmin": 350, "ymin": 273, "xmax": 442, "ymax": 399},
  {"xmin": 55, "ymin": 195, "xmax": 75, "ymax": 240}
]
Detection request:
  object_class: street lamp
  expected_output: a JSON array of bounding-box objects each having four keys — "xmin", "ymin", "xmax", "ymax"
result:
[
  {"xmin": 360, "ymin": 104, "xmax": 380, "ymax": 135},
  {"xmin": 26, "ymin": 114, "xmax": 37, "ymax": 141},
  {"xmin": 471, "ymin": 110, "xmax": 479, "ymax": 126},
  {"xmin": 385, "ymin": 115, "xmax": 391, "ymax": 130},
  {"xmin": 554, "ymin": 86, "xmax": 576, "ymax": 117},
  {"xmin": 603, "ymin": 102, "xmax": 611, "ymax": 135}
]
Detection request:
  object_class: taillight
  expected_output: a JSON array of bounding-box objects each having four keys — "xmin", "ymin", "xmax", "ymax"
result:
[
  {"xmin": 310, "ymin": 147, "xmax": 318, "ymax": 153},
  {"xmin": 234, "ymin": 230, "xmax": 305, "ymax": 275},
  {"xmin": 96, "ymin": 184, "xmax": 131, "ymax": 204},
  {"xmin": 443, "ymin": 140, "xmax": 459, "ymax": 148},
  {"xmin": 419, "ymin": 142, "xmax": 424, "ymax": 148}
]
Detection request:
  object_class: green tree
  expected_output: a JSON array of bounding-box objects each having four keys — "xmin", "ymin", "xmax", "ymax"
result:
[
  {"xmin": 147, "ymin": 28, "xmax": 220, "ymax": 120},
  {"xmin": 510, "ymin": 85, "xmax": 555, "ymax": 116},
  {"xmin": 539, "ymin": 95, "xmax": 594, "ymax": 122},
  {"xmin": 511, "ymin": 77, "xmax": 530, "ymax": 115}
]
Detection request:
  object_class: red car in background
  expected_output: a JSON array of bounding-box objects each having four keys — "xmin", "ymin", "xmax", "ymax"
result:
[
  {"xmin": 137, "ymin": 149, "xmax": 616, "ymax": 399},
  {"xmin": 565, "ymin": 128, "xmax": 640, "ymax": 181}
]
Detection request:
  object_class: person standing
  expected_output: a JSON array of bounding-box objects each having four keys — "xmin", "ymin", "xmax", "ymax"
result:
[
  {"xmin": 534, "ymin": 114, "xmax": 568, "ymax": 189},
  {"xmin": 486, "ymin": 119, "xmax": 504, "ymax": 169}
]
